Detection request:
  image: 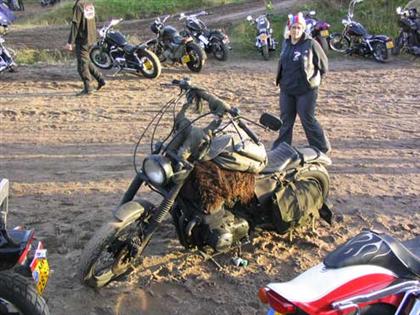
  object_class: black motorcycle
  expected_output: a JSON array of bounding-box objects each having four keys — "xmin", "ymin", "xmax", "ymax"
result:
[
  {"xmin": 90, "ymin": 19, "xmax": 161, "ymax": 79},
  {"xmin": 246, "ymin": 14, "xmax": 277, "ymax": 60},
  {"xmin": 0, "ymin": 28, "xmax": 17, "ymax": 74},
  {"xmin": 329, "ymin": 0, "xmax": 394, "ymax": 62},
  {"xmin": 392, "ymin": 6, "xmax": 420, "ymax": 56},
  {"xmin": 79, "ymin": 78, "xmax": 333, "ymax": 288},
  {"xmin": 179, "ymin": 10, "xmax": 231, "ymax": 61},
  {"xmin": 146, "ymin": 15, "xmax": 206, "ymax": 73},
  {"xmin": 0, "ymin": 179, "xmax": 50, "ymax": 315}
]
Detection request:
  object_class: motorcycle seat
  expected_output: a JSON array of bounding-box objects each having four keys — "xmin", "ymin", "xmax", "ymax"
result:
[
  {"xmin": 260, "ymin": 142, "xmax": 300, "ymax": 174},
  {"xmin": 324, "ymin": 230, "xmax": 420, "ymax": 278},
  {"xmin": 123, "ymin": 44, "xmax": 136, "ymax": 54},
  {"xmin": 296, "ymin": 147, "xmax": 332, "ymax": 166}
]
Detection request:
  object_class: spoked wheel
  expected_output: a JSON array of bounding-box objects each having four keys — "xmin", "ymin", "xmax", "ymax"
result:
[
  {"xmin": 372, "ymin": 41, "xmax": 388, "ymax": 63},
  {"xmin": 79, "ymin": 218, "xmax": 144, "ymax": 288},
  {"xmin": 137, "ymin": 48, "xmax": 161, "ymax": 79},
  {"xmin": 262, "ymin": 45, "xmax": 269, "ymax": 60},
  {"xmin": 329, "ymin": 33, "xmax": 350, "ymax": 53},
  {"xmin": 185, "ymin": 42, "xmax": 205, "ymax": 73},
  {"xmin": 211, "ymin": 40, "xmax": 229, "ymax": 61},
  {"xmin": 90, "ymin": 46, "xmax": 113, "ymax": 69},
  {"xmin": 0, "ymin": 272, "xmax": 50, "ymax": 315}
]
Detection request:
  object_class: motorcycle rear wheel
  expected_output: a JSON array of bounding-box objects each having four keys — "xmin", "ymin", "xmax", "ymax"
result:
[
  {"xmin": 137, "ymin": 48, "xmax": 161, "ymax": 79},
  {"xmin": 329, "ymin": 33, "xmax": 350, "ymax": 53},
  {"xmin": 211, "ymin": 39, "xmax": 229, "ymax": 61},
  {"xmin": 185, "ymin": 42, "xmax": 205, "ymax": 73},
  {"xmin": 372, "ymin": 41, "xmax": 388, "ymax": 63},
  {"xmin": 79, "ymin": 217, "xmax": 142, "ymax": 288},
  {"xmin": 356, "ymin": 303, "xmax": 396, "ymax": 315},
  {"xmin": 0, "ymin": 272, "xmax": 50, "ymax": 315},
  {"xmin": 90, "ymin": 46, "xmax": 113, "ymax": 70},
  {"xmin": 316, "ymin": 35, "xmax": 329, "ymax": 52},
  {"xmin": 391, "ymin": 33, "xmax": 404, "ymax": 55}
]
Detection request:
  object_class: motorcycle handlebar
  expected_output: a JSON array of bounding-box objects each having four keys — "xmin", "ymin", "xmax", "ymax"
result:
[{"xmin": 170, "ymin": 79, "xmax": 260, "ymax": 144}]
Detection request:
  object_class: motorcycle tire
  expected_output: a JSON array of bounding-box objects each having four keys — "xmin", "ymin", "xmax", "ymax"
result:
[
  {"xmin": 185, "ymin": 42, "xmax": 205, "ymax": 73},
  {"xmin": 297, "ymin": 164, "xmax": 330, "ymax": 200},
  {"xmin": 0, "ymin": 271, "xmax": 50, "ymax": 315},
  {"xmin": 356, "ymin": 303, "xmax": 396, "ymax": 315},
  {"xmin": 372, "ymin": 41, "xmax": 388, "ymax": 63},
  {"xmin": 316, "ymin": 35, "xmax": 329, "ymax": 52},
  {"xmin": 391, "ymin": 33, "xmax": 403, "ymax": 55},
  {"xmin": 211, "ymin": 39, "xmax": 229, "ymax": 61},
  {"xmin": 262, "ymin": 45, "xmax": 269, "ymax": 60},
  {"xmin": 137, "ymin": 48, "xmax": 161, "ymax": 79},
  {"xmin": 89, "ymin": 46, "xmax": 113, "ymax": 70},
  {"xmin": 329, "ymin": 33, "xmax": 350, "ymax": 53}
]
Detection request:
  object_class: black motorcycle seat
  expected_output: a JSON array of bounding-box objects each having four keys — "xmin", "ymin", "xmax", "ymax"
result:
[
  {"xmin": 123, "ymin": 44, "xmax": 136, "ymax": 54},
  {"xmin": 324, "ymin": 231, "xmax": 420, "ymax": 278},
  {"xmin": 260, "ymin": 142, "xmax": 300, "ymax": 174}
]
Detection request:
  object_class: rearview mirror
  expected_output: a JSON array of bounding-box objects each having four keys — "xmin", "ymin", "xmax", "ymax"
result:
[
  {"xmin": 259, "ymin": 113, "xmax": 282, "ymax": 131},
  {"xmin": 246, "ymin": 15, "xmax": 253, "ymax": 22},
  {"xmin": 396, "ymin": 6, "xmax": 402, "ymax": 14}
]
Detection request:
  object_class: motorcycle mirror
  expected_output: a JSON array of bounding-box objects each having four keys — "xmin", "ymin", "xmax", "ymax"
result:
[
  {"xmin": 309, "ymin": 10, "xmax": 316, "ymax": 16},
  {"xmin": 246, "ymin": 15, "xmax": 253, "ymax": 22},
  {"xmin": 396, "ymin": 6, "xmax": 402, "ymax": 14},
  {"xmin": 259, "ymin": 113, "xmax": 282, "ymax": 131}
]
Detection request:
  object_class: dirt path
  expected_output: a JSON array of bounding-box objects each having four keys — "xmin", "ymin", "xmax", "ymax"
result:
[
  {"xmin": 1, "ymin": 55, "xmax": 419, "ymax": 314},
  {"xmin": 8, "ymin": 0, "xmax": 306, "ymax": 49}
]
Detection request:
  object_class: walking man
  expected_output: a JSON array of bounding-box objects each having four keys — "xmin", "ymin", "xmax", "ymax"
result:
[{"xmin": 64, "ymin": 0, "xmax": 105, "ymax": 96}]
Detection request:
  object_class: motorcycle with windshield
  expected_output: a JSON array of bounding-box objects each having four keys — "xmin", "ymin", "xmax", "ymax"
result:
[
  {"xmin": 0, "ymin": 179, "xmax": 50, "ymax": 315},
  {"xmin": 246, "ymin": 14, "xmax": 277, "ymax": 60},
  {"xmin": 392, "ymin": 6, "xmax": 420, "ymax": 57},
  {"xmin": 79, "ymin": 78, "xmax": 333, "ymax": 289},
  {"xmin": 329, "ymin": 0, "xmax": 394, "ymax": 62},
  {"xmin": 304, "ymin": 10, "xmax": 330, "ymax": 52},
  {"xmin": 259, "ymin": 230, "xmax": 419, "ymax": 315},
  {"xmin": 90, "ymin": 19, "xmax": 161, "ymax": 79},
  {"xmin": 146, "ymin": 15, "xmax": 206, "ymax": 73},
  {"xmin": 179, "ymin": 10, "xmax": 231, "ymax": 61}
]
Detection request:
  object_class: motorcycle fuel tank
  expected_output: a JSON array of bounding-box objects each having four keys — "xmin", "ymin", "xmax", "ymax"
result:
[
  {"xmin": 347, "ymin": 21, "xmax": 368, "ymax": 37},
  {"xmin": 107, "ymin": 31, "xmax": 128, "ymax": 46}
]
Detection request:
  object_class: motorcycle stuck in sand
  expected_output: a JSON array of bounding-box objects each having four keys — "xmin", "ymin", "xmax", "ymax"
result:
[{"xmin": 79, "ymin": 79, "xmax": 333, "ymax": 288}]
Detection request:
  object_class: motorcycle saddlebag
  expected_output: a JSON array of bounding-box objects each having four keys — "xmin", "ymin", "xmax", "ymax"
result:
[{"xmin": 271, "ymin": 177, "xmax": 323, "ymax": 234}]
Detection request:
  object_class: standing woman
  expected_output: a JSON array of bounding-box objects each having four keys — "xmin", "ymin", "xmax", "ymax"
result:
[{"xmin": 272, "ymin": 12, "xmax": 331, "ymax": 153}]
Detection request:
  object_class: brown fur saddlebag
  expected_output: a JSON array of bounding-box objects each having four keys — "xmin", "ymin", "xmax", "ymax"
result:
[{"xmin": 271, "ymin": 177, "xmax": 324, "ymax": 234}]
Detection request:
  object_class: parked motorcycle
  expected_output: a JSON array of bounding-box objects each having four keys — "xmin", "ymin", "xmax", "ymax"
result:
[
  {"xmin": 145, "ymin": 15, "xmax": 206, "ymax": 73},
  {"xmin": 79, "ymin": 78, "xmax": 333, "ymax": 288},
  {"xmin": 329, "ymin": 0, "xmax": 394, "ymax": 62},
  {"xmin": 392, "ymin": 6, "xmax": 420, "ymax": 56},
  {"xmin": 0, "ymin": 179, "xmax": 50, "ymax": 315},
  {"xmin": 0, "ymin": 29, "xmax": 17, "ymax": 73},
  {"xmin": 90, "ymin": 19, "xmax": 161, "ymax": 79},
  {"xmin": 246, "ymin": 14, "xmax": 277, "ymax": 60},
  {"xmin": 179, "ymin": 10, "xmax": 231, "ymax": 61},
  {"xmin": 304, "ymin": 10, "xmax": 330, "ymax": 52},
  {"xmin": 259, "ymin": 230, "xmax": 419, "ymax": 315}
]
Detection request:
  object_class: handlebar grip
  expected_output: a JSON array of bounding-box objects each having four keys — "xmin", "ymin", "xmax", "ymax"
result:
[{"xmin": 238, "ymin": 120, "xmax": 260, "ymax": 144}]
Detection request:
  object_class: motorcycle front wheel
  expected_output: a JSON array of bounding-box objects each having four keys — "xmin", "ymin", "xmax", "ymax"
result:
[
  {"xmin": 90, "ymin": 46, "xmax": 113, "ymax": 69},
  {"xmin": 0, "ymin": 272, "xmax": 50, "ymax": 315},
  {"xmin": 185, "ymin": 42, "xmax": 205, "ymax": 73},
  {"xmin": 372, "ymin": 41, "xmax": 388, "ymax": 63},
  {"xmin": 137, "ymin": 48, "xmax": 161, "ymax": 79},
  {"xmin": 79, "ymin": 217, "xmax": 144, "ymax": 288},
  {"xmin": 329, "ymin": 33, "xmax": 350, "ymax": 53},
  {"xmin": 211, "ymin": 39, "xmax": 229, "ymax": 61}
]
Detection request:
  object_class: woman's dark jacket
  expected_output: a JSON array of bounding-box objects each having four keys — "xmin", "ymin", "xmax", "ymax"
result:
[{"xmin": 276, "ymin": 33, "xmax": 328, "ymax": 95}]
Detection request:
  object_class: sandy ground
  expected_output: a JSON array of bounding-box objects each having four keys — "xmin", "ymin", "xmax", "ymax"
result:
[{"xmin": 0, "ymin": 53, "xmax": 419, "ymax": 314}]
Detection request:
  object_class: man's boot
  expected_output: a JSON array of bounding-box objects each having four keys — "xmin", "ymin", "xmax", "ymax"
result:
[
  {"xmin": 97, "ymin": 78, "xmax": 106, "ymax": 91},
  {"xmin": 76, "ymin": 81, "xmax": 94, "ymax": 96}
]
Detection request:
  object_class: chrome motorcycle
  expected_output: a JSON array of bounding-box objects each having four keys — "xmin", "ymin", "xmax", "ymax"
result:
[
  {"xmin": 246, "ymin": 14, "xmax": 277, "ymax": 60},
  {"xmin": 90, "ymin": 19, "xmax": 161, "ymax": 78},
  {"xmin": 79, "ymin": 79, "xmax": 333, "ymax": 289}
]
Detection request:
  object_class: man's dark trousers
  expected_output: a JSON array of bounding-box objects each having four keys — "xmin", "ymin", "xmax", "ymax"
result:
[
  {"xmin": 75, "ymin": 42, "xmax": 103, "ymax": 92},
  {"xmin": 272, "ymin": 88, "xmax": 331, "ymax": 153}
]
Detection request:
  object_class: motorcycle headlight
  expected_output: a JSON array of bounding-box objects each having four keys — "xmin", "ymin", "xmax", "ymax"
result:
[{"xmin": 143, "ymin": 155, "xmax": 173, "ymax": 186}]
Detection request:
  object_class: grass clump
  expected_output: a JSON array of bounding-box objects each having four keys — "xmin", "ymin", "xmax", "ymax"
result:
[{"xmin": 15, "ymin": 48, "xmax": 71, "ymax": 64}]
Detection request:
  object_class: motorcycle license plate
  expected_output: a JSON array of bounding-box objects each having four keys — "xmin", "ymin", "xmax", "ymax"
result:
[
  {"xmin": 30, "ymin": 243, "xmax": 50, "ymax": 295},
  {"xmin": 182, "ymin": 54, "xmax": 191, "ymax": 63},
  {"xmin": 320, "ymin": 30, "xmax": 329, "ymax": 37},
  {"xmin": 386, "ymin": 41, "xmax": 394, "ymax": 49},
  {"xmin": 260, "ymin": 34, "xmax": 268, "ymax": 41}
]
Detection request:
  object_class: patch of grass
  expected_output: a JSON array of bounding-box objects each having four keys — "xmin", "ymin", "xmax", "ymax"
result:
[
  {"xmin": 15, "ymin": 48, "xmax": 72, "ymax": 64},
  {"xmin": 20, "ymin": 0, "xmax": 247, "ymax": 25}
]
